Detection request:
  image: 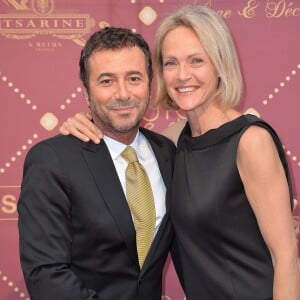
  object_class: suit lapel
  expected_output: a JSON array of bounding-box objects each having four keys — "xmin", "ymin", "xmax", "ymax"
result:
[{"xmin": 81, "ymin": 141, "xmax": 139, "ymax": 268}]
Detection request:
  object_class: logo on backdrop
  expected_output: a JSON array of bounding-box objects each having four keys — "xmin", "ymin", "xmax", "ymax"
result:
[
  {"xmin": 0, "ymin": 186, "xmax": 19, "ymax": 221},
  {"xmin": 0, "ymin": 0, "xmax": 95, "ymax": 46}
]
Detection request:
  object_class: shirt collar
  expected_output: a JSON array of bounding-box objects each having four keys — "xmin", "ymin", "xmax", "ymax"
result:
[{"xmin": 103, "ymin": 131, "xmax": 141, "ymax": 160}]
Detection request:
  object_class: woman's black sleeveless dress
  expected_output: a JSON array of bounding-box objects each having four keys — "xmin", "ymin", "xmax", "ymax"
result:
[{"xmin": 171, "ymin": 114, "xmax": 293, "ymax": 300}]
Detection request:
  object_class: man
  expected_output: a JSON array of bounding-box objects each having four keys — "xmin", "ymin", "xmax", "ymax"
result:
[{"xmin": 18, "ymin": 27, "xmax": 176, "ymax": 300}]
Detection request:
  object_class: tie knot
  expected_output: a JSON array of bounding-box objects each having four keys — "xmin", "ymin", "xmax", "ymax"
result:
[{"xmin": 121, "ymin": 146, "xmax": 138, "ymax": 163}]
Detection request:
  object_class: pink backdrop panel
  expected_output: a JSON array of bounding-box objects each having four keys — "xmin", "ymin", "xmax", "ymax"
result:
[{"xmin": 0, "ymin": 1, "xmax": 299, "ymax": 299}]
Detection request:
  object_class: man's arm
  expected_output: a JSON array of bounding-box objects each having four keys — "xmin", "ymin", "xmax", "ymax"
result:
[{"xmin": 18, "ymin": 142, "xmax": 100, "ymax": 300}]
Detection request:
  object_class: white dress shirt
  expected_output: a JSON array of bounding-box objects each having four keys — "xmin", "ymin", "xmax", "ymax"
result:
[{"xmin": 103, "ymin": 131, "xmax": 166, "ymax": 236}]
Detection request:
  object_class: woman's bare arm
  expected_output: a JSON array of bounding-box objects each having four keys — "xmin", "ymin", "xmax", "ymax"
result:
[{"xmin": 237, "ymin": 125, "xmax": 300, "ymax": 300}]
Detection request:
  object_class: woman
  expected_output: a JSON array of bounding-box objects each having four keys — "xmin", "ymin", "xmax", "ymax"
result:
[{"xmin": 60, "ymin": 5, "xmax": 300, "ymax": 299}]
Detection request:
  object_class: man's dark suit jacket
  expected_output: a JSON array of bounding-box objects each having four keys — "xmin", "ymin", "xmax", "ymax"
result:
[{"xmin": 18, "ymin": 128, "xmax": 176, "ymax": 300}]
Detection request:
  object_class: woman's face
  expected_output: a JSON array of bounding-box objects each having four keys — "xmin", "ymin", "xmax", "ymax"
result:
[{"xmin": 161, "ymin": 26, "xmax": 219, "ymax": 113}]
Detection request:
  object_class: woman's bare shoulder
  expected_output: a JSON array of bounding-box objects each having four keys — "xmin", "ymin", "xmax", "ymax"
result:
[{"xmin": 161, "ymin": 119, "xmax": 187, "ymax": 145}]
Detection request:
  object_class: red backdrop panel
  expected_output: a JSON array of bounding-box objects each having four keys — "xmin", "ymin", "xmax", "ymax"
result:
[{"xmin": 0, "ymin": 1, "xmax": 299, "ymax": 299}]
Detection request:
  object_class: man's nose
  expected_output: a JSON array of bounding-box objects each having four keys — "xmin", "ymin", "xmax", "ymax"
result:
[{"xmin": 116, "ymin": 81, "xmax": 130, "ymax": 100}]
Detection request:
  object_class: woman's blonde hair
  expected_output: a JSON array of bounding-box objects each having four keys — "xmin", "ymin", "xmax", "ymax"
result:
[{"xmin": 153, "ymin": 5, "xmax": 243, "ymax": 110}]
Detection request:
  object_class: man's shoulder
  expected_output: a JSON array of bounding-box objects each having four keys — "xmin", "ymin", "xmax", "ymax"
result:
[
  {"xmin": 40, "ymin": 134, "xmax": 83, "ymax": 146},
  {"xmin": 139, "ymin": 128, "xmax": 176, "ymax": 162},
  {"xmin": 27, "ymin": 134, "xmax": 84, "ymax": 157},
  {"xmin": 140, "ymin": 127, "xmax": 175, "ymax": 147}
]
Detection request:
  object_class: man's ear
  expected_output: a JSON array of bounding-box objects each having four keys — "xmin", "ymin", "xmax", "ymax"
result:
[{"xmin": 84, "ymin": 89, "xmax": 90, "ymax": 107}]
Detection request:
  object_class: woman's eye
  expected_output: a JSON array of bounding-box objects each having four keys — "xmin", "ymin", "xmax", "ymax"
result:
[
  {"xmin": 163, "ymin": 61, "xmax": 176, "ymax": 68},
  {"xmin": 191, "ymin": 58, "xmax": 203, "ymax": 64}
]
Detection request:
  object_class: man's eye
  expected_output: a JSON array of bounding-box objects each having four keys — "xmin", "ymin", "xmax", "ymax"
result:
[
  {"xmin": 100, "ymin": 79, "xmax": 111, "ymax": 85},
  {"xmin": 129, "ymin": 77, "xmax": 141, "ymax": 83}
]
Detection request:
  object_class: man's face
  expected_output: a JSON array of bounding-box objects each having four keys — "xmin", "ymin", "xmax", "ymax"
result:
[{"xmin": 86, "ymin": 46, "xmax": 150, "ymax": 139}]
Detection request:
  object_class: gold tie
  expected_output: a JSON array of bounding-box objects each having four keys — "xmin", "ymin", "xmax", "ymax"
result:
[{"xmin": 121, "ymin": 146, "xmax": 156, "ymax": 268}]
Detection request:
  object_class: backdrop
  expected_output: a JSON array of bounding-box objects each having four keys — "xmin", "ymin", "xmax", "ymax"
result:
[{"xmin": 0, "ymin": 0, "xmax": 299, "ymax": 299}]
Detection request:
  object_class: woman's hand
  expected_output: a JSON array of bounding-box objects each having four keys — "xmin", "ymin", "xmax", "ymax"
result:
[{"xmin": 59, "ymin": 112, "xmax": 102, "ymax": 144}]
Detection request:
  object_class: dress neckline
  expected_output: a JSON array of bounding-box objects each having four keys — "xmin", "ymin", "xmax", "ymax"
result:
[{"xmin": 177, "ymin": 115, "xmax": 255, "ymax": 150}]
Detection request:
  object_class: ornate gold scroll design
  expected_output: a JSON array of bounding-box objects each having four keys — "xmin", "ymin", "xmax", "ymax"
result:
[{"xmin": 1, "ymin": 0, "xmax": 95, "ymax": 45}]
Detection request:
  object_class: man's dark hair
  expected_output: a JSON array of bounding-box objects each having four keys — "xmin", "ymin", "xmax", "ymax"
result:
[{"xmin": 79, "ymin": 27, "xmax": 153, "ymax": 91}]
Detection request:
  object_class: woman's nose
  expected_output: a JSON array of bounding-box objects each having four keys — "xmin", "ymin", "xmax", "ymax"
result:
[{"xmin": 177, "ymin": 63, "xmax": 192, "ymax": 81}]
